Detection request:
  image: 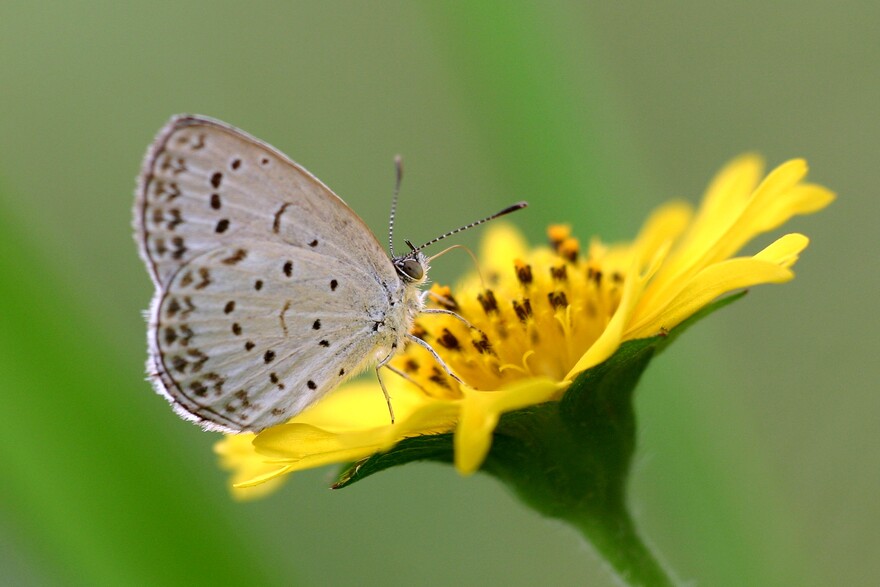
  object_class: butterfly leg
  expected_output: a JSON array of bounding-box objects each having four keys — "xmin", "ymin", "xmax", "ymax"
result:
[
  {"xmin": 383, "ymin": 363, "xmax": 431, "ymax": 396},
  {"xmin": 421, "ymin": 308, "xmax": 485, "ymax": 334},
  {"xmin": 375, "ymin": 352, "xmax": 397, "ymax": 424},
  {"xmin": 406, "ymin": 333, "xmax": 465, "ymax": 386}
]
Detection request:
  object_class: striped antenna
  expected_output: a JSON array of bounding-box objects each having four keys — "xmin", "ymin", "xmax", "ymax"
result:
[
  {"xmin": 406, "ymin": 202, "xmax": 528, "ymax": 254},
  {"xmin": 387, "ymin": 155, "xmax": 404, "ymax": 257}
]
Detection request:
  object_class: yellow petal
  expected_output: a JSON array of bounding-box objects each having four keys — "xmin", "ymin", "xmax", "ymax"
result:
[
  {"xmin": 214, "ymin": 433, "xmax": 292, "ymax": 499},
  {"xmin": 454, "ymin": 377, "xmax": 564, "ymax": 475},
  {"xmin": 700, "ymin": 153, "xmax": 765, "ymax": 214},
  {"xmin": 252, "ymin": 423, "xmax": 385, "ymax": 472},
  {"xmin": 625, "ymin": 234, "xmax": 809, "ymax": 339},
  {"xmin": 287, "ymin": 379, "xmax": 432, "ymax": 432},
  {"xmin": 566, "ymin": 238, "xmax": 669, "ymax": 378},
  {"xmin": 749, "ymin": 183, "xmax": 836, "ymax": 234},
  {"xmin": 698, "ymin": 158, "xmax": 809, "ymax": 266},
  {"xmin": 632, "ymin": 200, "xmax": 693, "ymax": 258},
  {"xmin": 658, "ymin": 154, "xmax": 763, "ymax": 277},
  {"xmin": 753, "ymin": 233, "xmax": 810, "ymax": 268}
]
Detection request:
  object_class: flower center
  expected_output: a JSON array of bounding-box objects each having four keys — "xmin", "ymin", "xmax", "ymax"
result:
[{"xmin": 392, "ymin": 225, "xmax": 626, "ymax": 397}]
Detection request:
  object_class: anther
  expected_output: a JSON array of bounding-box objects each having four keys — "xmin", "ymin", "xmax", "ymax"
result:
[
  {"xmin": 472, "ymin": 333, "xmax": 493, "ymax": 355},
  {"xmin": 550, "ymin": 264, "xmax": 568, "ymax": 281},
  {"xmin": 514, "ymin": 259, "xmax": 533, "ymax": 285},
  {"xmin": 437, "ymin": 328, "xmax": 461, "ymax": 351},
  {"xmin": 477, "ymin": 289, "xmax": 498, "ymax": 314},
  {"xmin": 513, "ymin": 298, "xmax": 533, "ymax": 321},
  {"xmin": 548, "ymin": 291, "xmax": 569, "ymax": 309}
]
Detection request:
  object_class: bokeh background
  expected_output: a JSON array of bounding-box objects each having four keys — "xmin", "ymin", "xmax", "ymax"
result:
[{"xmin": 1, "ymin": 2, "xmax": 876, "ymax": 585}]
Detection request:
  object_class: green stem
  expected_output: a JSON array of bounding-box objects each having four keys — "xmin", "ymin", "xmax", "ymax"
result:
[{"xmin": 567, "ymin": 508, "xmax": 674, "ymax": 587}]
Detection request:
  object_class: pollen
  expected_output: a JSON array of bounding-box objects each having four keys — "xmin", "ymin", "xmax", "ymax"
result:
[
  {"xmin": 547, "ymin": 224, "xmax": 571, "ymax": 247},
  {"xmin": 558, "ymin": 237, "xmax": 580, "ymax": 262},
  {"xmin": 429, "ymin": 284, "xmax": 459, "ymax": 310}
]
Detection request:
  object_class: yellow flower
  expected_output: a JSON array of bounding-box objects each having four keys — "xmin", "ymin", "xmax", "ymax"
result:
[{"xmin": 217, "ymin": 155, "xmax": 834, "ymax": 497}]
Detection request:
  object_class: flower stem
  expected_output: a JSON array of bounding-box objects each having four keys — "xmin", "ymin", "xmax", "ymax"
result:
[{"xmin": 566, "ymin": 507, "xmax": 674, "ymax": 587}]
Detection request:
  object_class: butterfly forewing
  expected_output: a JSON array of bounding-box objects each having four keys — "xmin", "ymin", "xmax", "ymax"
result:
[
  {"xmin": 136, "ymin": 115, "xmax": 400, "ymax": 431},
  {"xmin": 136, "ymin": 115, "xmax": 393, "ymax": 287}
]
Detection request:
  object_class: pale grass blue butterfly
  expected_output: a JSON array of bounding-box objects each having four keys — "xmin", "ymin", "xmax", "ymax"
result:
[{"xmin": 135, "ymin": 115, "xmax": 525, "ymax": 432}]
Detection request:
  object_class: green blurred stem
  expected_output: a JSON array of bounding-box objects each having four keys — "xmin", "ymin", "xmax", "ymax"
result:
[{"xmin": 566, "ymin": 507, "xmax": 673, "ymax": 587}]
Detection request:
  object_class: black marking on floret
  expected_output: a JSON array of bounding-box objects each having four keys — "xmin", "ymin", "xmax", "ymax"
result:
[
  {"xmin": 437, "ymin": 329, "xmax": 460, "ymax": 351},
  {"xmin": 478, "ymin": 289, "xmax": 498, "ymax": 314},
  {"xmin": 548, "ymin": 291, "xmax": 568, "ymax": 309}
]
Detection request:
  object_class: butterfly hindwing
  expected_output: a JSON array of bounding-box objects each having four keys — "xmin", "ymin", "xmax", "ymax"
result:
[{"xmin": 151, "ymin": 241, "xmax": 390, "ymax": 431}]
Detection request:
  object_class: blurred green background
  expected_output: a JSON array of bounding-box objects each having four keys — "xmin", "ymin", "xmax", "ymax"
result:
[{"xmin": 1, "ymin": 2, "xmax": 876, "ymax": 585}]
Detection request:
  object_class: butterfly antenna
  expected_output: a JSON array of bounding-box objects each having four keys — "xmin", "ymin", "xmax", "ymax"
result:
[
  {"xmin": 387, "ymin": 155, "xmax": 404, "ymax": 257},
  {"xmin": 408, "ymin": 201, "xmax": 528, "ymax": 253}
]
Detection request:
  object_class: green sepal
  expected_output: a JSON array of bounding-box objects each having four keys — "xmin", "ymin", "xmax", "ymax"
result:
[{"xmin": 332, "ymin": 433, "xmax": 454, "ymax": 489}]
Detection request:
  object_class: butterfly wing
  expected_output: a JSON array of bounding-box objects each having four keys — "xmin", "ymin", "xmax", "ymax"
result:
[
  {"xmin": 135, "ymin": 115, "xmax": 393, "ymax": 288},
  {"xmin": 135, "ymin": 115, "xmax": 399, "ymax": 431},
  {"xmin": 151, "ymin": 241, "xmax": 388, "ymax": 431}
]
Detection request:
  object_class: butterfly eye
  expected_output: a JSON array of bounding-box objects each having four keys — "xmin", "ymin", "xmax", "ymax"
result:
[{"xmin": 397, "ymin": 258, "xmax": 424, "ymax": 281}]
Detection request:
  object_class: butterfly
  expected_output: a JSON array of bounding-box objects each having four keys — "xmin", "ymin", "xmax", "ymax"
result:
[{"xmin": 135, "ymin": 115, "xmax": 525, "ymax": 432}]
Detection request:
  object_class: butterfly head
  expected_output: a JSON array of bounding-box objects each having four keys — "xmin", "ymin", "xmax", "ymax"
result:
[{"xmin": 392, "ymin": 251, "xmax": 429, "ymax": 284}]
